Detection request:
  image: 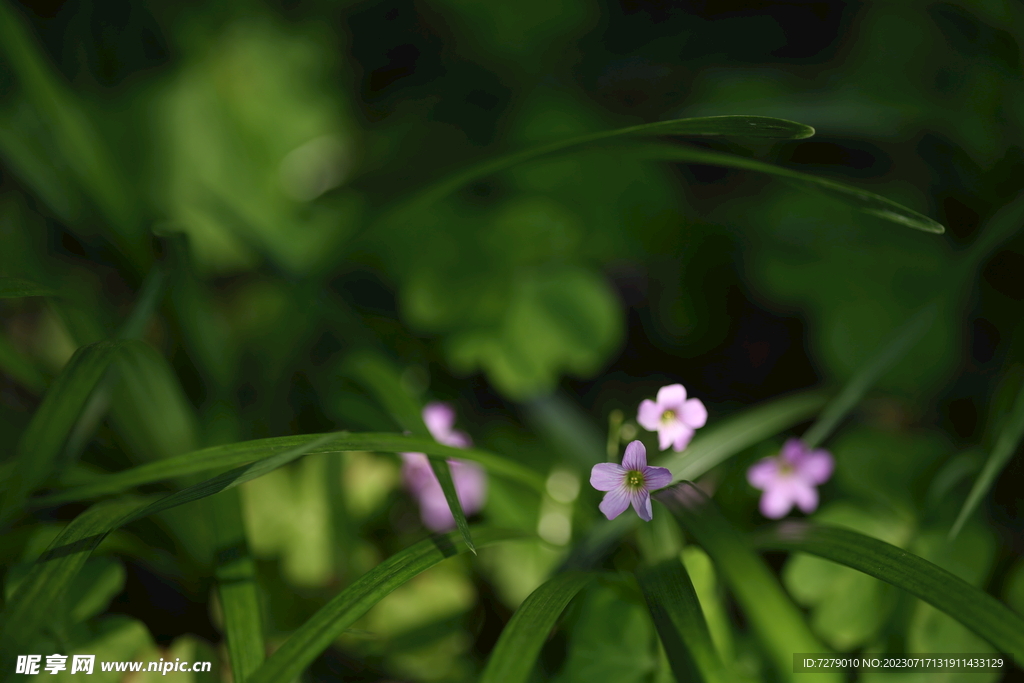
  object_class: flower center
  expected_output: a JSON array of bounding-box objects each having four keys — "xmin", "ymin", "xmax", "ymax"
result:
[
  {"xmin": 625, "ymin": 469, "xmax": 645, "ymax": 489},
  {"xmin": 777, "ymin": 459, "xmax": 795, "ymax": 476},
  {"xmin": 660, "ymin": 409, "xmax": 676, "ymax": 425}
]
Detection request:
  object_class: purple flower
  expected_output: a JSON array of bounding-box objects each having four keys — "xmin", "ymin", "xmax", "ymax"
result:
[
  {"xmin": 590, "ymin": 440, "xmax": 672, "ymax": 522},
  {"xmin": 746, "ymin": 438, "xmax": 834, "ymax": 519},
  {"xmin": 637, "ymin": 383, "xmax": 708, "ymax": 452},
  {"xmin": 401, "ymin": 402, "xmax": 487, "ymax": 532}
]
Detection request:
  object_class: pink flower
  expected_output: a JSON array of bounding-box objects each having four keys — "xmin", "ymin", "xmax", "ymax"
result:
[
  {"xmin": 746, "ymin": 438, "xmax": 834, "ymax": 519},
  {"xmin": 401, "ymin": 402, "xmax": 487, "ymax": 532},
  {"xmin": 590, "ymin": 440, "xmax": 672, "ymax": 522},
  {"xmin": 637, "ymin": 383, "xmax": 708, "ymax": 452}
]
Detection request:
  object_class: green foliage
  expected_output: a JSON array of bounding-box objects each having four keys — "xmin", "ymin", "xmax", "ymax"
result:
[{"xmin": 478, "ymin": 571, "xmax": 593, "ymax": 683}]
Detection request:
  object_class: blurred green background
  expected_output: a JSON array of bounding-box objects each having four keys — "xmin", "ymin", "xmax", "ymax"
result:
[{"xmin": 1, "ymin": 0, "xmax": 1023, "ymax": 681}]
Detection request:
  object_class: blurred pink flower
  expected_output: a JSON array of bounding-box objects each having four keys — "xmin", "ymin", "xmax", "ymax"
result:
[
  {"xmin": 401, "ymin": 402, "xmax": 486, "ymax": 531},
  {"xmin": 590, "ymin": 440, "xmax": 672, "ymax": 522},
  {"xmin": 747, "ymin": 438, "xmax": 834, "ymax": 519},
  {"xmin": 637, "ymin": 383, "xmax": 707, "ymax": 451}
]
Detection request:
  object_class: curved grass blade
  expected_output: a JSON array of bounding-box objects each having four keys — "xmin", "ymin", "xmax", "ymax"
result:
[
  {"xmin": 34, "ymin": 432, "xmax": 546, "ymax": 507},
  {"xmin": 248, "ymin": 527, "xmax": 525, "ymax": 683},
  {"xmin": 801, "ymin": 302, "xmax": 937, "ymax": 449},
  {"xmin": 341, "ymin": 349, "xmax": 476, "ymax": 553},
  {"xmin": 0, "ymin": 276, "xmax": 54, "ymax": 298},
  {"xmin": 0, "ymin": 332, "xmax": 46, "ymax": 392},
  {"xmin": 752, "ymin": 521, "xmax": 1024, "ymax": 661},
  {"xmin": 389, "ymin": 116, "xmax": 813, "ymax": 221},
  {"xmin": 0, "ymin": 339, "xmax": 136, "ymax": 527},
  {"xmin": 949, "ymin": 377, "xmax": 1024, "ymax": 539},
  {"xmin": 478, "ymin": 572, "xmax": 594, "ymax": 683},
  {"xmin": 210, "ymin": 489, "xmax": 264, "ymax": 683},
  {"xmin": 0, "ymin": 496, "xmax": 147, "ymax": 670},
  {"xmin": 637, "ymin": 143, "xmax": 945, "ymax": 234},
  {"xmin": 658, "ymin": 389, "xmax": 828, "ymax": 482},
  {"xmin": 655, "ymin": 483, "xmax": 839, "ymax": 683},
  {"xmin": 636, "ymin": 559, "xmax": 725, "ymax": 683}
]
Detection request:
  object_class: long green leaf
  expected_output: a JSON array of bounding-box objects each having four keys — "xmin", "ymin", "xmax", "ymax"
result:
[
  {"xmin": 637, "ymin": 143, "xmax": 945, "ymax": 234},
  {"xmin": 388, "ymin": 116, "xmax": 813, "ymax": 222},
  {"xmin": 0, "ymin": 434, "xmax": 339, "ymax": 670},
  {"xmin": 0, "ymin": 496, "xmax": 147, "ymax": 671},
  {"xmin": 33, "ymin": 432, "xmax": 545, "ymax": 507},
  {"xmin": 248, "ymin": 527, "xmax": 525, "ymax": 683},
  {"xmin": 636, "ymin": 559, "xmax": 725, "ymax": 683},
  {"xmin": 752, "ymin": 521, "xmax": 1024, "ymax": 661},
  {"xmin": 0, "ymin": 340, "xmax": 134, "ymax": 526},
  {"xmin": 655, "ymin": 483, "xmax": 839, "ymax": 683},
  {"xmin": 478, "ymin": 572, "xmax": 594, "ymax": 683},
  {"xmin": 210, "ymin": 489, "xmax": 264, "ymax": 682},
  {"xmin": 0, "ymin": 276, "xmax": 54, "ymax": 298},
  {"xmin": 658, "ymin": 389, "xmax": 828, "ymax": 482},
  {"xmin": 801, "ymin": 303, "xmax": 937, "ymax": 449},
  {"xmin": 341, "ymin": 349, "xmax": 476, "ymax": 553},
  {"xmin": 950, "ymin": 377, "xmax": 1024, "ymax": 539}
]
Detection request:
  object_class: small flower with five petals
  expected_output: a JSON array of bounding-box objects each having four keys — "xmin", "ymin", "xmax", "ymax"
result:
[
  {"xmin": 637, "ymin": 383, "xmax": 708, "ymax": 452},
  {"xmin": 590, "ymin": 440, "xmax": 672, "ymax": 521},
  {"xmin": 746, "ymin": 438, "xmax": 833, "ymax": 519}
]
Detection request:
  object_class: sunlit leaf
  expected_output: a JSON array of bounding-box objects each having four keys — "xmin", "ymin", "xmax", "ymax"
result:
[
  {"xmin": 637, "ymin": 143, "xmax": 945, "ymax": 234},
  {"xmin": 248, "ymin": 527, "xmax": 525, "ymax": 683},
  {"xmin": 655, "ymin": 483, "xmax": 840, "ymax": 683},
  {"xmin": 636, "ymin": 559, "xmax": 726, "ymax": 683},
  {"xmin": 210, "ymin": 489, "xmax": 264, "ymax": 683},
  {"xmin": 802, "ymin": 302, "xmax": 937, "ymax": 449},
  {"xmin": 752, "ymin": 521, "xmax": 1024, "ymax": 661},
  {"xmin": 950, "ymin": 376, "xmax": 1024, "ymax": 539},
  {"xmin": 478, "ymin": 571, "xmax": 594, "ymax": 683}
]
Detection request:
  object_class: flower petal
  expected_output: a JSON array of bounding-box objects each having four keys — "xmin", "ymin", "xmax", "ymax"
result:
[
  {"xmin": 746, "ymin": 457, "xmax": 780, "ymax": 489},
  {"xmin": 420, "ymin": 494, "xmax": 456, "ymax": 531},
  {"xmin": 656, "ymin": 383, "xmax": 687, "ymax": 407},
  {"xmin": 621, "ymin": 440, "xmax": 647, "ymax": 470},
  {"xmin": 680, "ymin": 398, "xmax": 707, "ymax": 428},
  {"xmin": 401, "ymin": 452, "xmax": 434, "ymax": 493},
  {"xmin": 598, "ymin": 486, "xmax": 631, "ymax": 520},
  {"xmin": 797, "ymin": 449, "xmax": 834, "ymax": 485},
  {"xmin": 590, "ymin": 463, "xmax": 626, "ymax": 491},
  {"xmin": 791, "ymin": 481, "xmax": 819, "ymax": 514},
  {"xmin": 451, "ymin": 458, "xmax": 487, "ymax": 514},
  {"xmin": 759, "ymin": 483, "xmax": 796, "ymax": 519},
  {"xmin": 657, "ymin": 429, "xmax": 675, "ymax": 451},
  {"xmin": 631, "ymin": 489, "xmax": 653, "ymax": 521},
  {"xmin": 423, "ymin": 402, "xmax": 457, "ymax": 440},
  {"xmin": 780, "ymin": 438, "xmax": 805, "ymax": 463},
  {"xmin": 439, "ymin": 428, "xmax": 473, "ymax": 449},
  {"xmin": 642, "ymin": 465, "xmax": 672, "ymax": 490},
  {"xmin": 637, "ymin": 399, "xmax": 663, "ymax": 431},
  {"xmin": 671, "ymin": 426, "xmax": 696, "ymax": 452}
]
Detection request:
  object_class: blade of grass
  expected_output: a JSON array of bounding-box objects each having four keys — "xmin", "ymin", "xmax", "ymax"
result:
[
  {"xmin": 658, "ymin": 389, "xmax": 828, "ymax": 482},
  {"xmin": 387, "ymin": 116, "xmax": 813, "ymax": 222},
  {"xmin": 247, "ymin": 527, "xmax": 526, "ymax": 683},
  {"xmin": 752, "ymin": 521, "xmax": 1024, "ymax": 661},
  {"xmin": 637, "ymin": 143, "xmax": 945, "ymax": 234},
  {"xmin": 0, "ymin": 276, "xmax": 54, "ymax": 298},
  {"xmin": 0, "ymin": 339, "xmax": 135, "ymax": 527},
  {"xmin": 0, "ymin": 496, "xmax": 147, "ymax": 671},
  {"xmin": 655, "ymin": 483, "xmax": 840, "ymax": 683},
  {"xmin": 949, "ymin": 377, "xmax": 1024, "ymax": 539},
  {"xmin": 801, "ymin": 302, "xmax": 938, "ymax": 449},
  {"xmin": 209, "ymin": 488, "xmax": 264, "ymax": 683},
  {"xmin": 33, "ymin": 432, "xmax": 545, "ymax": 508},
  {"xmin": 0, "ymin": 332, "xmax": 46, "ymax": 392},
  {"xmin": 478, "ymin": 572, "xmax": 594, "ymax": 683},
  {"xmin": 636, "ymin": 559, "xmax": 726, "ymax": 683},
  {"xmin": 342, "ymin": 349, "xmax": 476, "ymax": 553}
]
